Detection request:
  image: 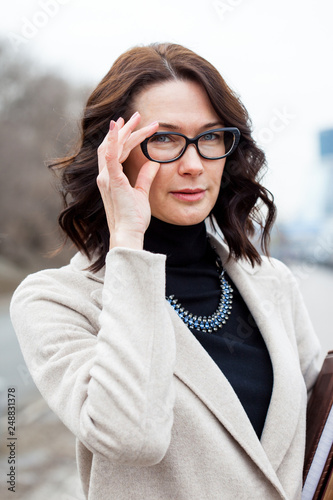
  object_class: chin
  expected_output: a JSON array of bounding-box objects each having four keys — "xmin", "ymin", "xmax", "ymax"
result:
[{"xmin": 156, "ymin": 210, "xmax": 210, "ymax": 226}]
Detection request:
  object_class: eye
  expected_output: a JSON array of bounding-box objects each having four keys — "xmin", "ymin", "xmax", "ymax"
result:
[
  {"xmin": 150, "ymin": 134, "xmax": 173, "ymax": 143},
  {"xmin": 201, "ymin": 132, "xmax": 219, "ymax": 141}
]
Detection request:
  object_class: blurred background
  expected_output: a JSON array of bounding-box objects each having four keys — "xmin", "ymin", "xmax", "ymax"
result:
[{"xmin": 0, "ymin": 0, "xmax": 332, "ymax": 498}]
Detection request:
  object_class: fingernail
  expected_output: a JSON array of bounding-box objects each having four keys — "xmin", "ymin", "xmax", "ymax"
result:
[
  {"xmin": 149, "ymin": 121, "xmax": 159, "ymax": 126},
  {"xmin": 110, "ymin": 120, "xmax": 115, "ymax": 131},
  {"xmin": 131, "ymin": 111, "xmax": 140, "ymax": 119}
]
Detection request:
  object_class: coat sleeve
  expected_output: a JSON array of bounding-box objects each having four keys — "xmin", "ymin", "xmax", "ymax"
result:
[{"xmin": 10, "ymin": 248, "xmax": 176, "ymax": 466}]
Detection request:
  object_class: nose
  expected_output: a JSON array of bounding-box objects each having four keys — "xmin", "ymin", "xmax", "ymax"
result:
[{"xmin": 177, "ymin": 144, "xmax": 204, "ymax": 176}]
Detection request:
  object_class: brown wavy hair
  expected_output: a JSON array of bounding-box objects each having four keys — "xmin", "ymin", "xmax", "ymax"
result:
[{"xmin": 50, "ymin": 42, "xmax": 276, "ymax": 272}]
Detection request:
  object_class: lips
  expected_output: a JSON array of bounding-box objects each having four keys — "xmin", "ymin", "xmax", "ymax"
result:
[{"xmin": 170, "ymin": 189, "xmax": 206, "ymax": 202}]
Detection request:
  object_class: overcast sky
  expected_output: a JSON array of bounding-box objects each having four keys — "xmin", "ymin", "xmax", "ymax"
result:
[{"xmin": 2, "ymin": 0, "xmax": 333, "ymax": 223}]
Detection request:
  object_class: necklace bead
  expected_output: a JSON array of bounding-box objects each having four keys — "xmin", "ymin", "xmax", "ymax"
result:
[{"xmin": 166, "ymin": 264, "xmax": 233, "ymax": 334}]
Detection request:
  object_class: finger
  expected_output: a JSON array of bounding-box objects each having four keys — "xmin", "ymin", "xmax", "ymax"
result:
[
  {"xmin": 100, "ymin": 120, "xmax": 119, "ymax": 176},
  {"xmin": 116, "ymin": 116, "xmax": 125, "ymax": 128},
  {"xmin": 127, "ymin": 121, "xmax": 159, "ymax": 147},
  {"xmin": 98, "ymin": 115, "xmax": 125, "ymax": 152},
  {"xmin": 99, "ymin": 117, "xmax": 124, "ymax": 152},
  {"xmin": 119, "ymin": 121, "xmax": 159, "ymax": 163},
  {"xmin": 97, "ymin": 126, "xmax": 112, "ymax": 162},
  {"xmin": 97, "ymin": 119, "xmax": 119, "ymax": 170},
  {"xmin": 134, "ymin": 160, "xmax": 160, "ymax": 197},
  {"xmin": 98, "ymin": 120, "xmax": 122, "ymax": 180},
  {"xmin": 118, "ymin": 111, "xmax": 142, "ymax": 143},
  {"xmin": 98, "ymin": 113, "xmax": 143, "ymax": 160},
  {"xmin": 97, "ymin": 120, "xmax": 118, "ymax": 172}
]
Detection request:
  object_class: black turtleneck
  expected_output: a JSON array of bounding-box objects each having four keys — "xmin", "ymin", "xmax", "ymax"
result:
[{"xmin": 144, "ymin": 216, "xmax": 273, "ymax": 439}]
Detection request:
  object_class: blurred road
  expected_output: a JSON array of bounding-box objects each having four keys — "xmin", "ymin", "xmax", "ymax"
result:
[{"xmin": 0, "ymin": 264, "xmax": 332, "ymax": 499}]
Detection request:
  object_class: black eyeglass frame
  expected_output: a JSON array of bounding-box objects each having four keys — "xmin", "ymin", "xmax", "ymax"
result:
[{"xmin": 140, "ymin": 127, "xmax": 241, "ymax": 164}]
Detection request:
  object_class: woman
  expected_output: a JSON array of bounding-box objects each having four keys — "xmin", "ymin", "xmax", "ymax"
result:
[{"xmin": 10, "ymin": 43, "xmax": 321, "ymax": 499}]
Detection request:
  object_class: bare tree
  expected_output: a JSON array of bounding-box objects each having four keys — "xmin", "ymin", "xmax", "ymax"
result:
[{"xmin": 0, "ymin": 40, "xmax": 91, "ymax": 277}]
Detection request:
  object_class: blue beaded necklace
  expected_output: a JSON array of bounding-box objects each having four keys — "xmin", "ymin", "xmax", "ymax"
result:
[{"xmin": 166, "ymin": 251, "xmax": 233, "ymax": 334}]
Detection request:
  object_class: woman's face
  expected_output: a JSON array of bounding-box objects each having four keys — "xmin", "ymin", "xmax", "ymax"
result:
[{"xmin": 123, "ymin": 80, "xmax": 226, "ymax": 226}]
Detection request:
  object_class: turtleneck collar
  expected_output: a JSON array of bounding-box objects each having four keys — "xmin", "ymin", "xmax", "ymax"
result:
[{"xmin": 143, "ymin": 216, "xmax": 208, "ymax": 267}]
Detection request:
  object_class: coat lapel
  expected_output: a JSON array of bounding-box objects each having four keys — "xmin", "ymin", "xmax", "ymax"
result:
[
  {"xmin": 171, "ymin": 235, "xmax": 304, "ymax": 494},
  {"xmin": 170, "ymin": 310, "xmax": 283, "ymax": 488},
  {"xmin": 213, "ymin": 236, "xmax": 305, "ymax": 472}
]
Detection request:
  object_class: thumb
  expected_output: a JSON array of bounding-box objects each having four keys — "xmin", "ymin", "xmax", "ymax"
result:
[{"xmin": 134, "ymin": 161, "xmax": 160, "ymax": 196}]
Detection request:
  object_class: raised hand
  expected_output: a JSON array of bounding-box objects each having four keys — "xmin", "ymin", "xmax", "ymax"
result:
[{"xmin": 97, "ymin": 112, "xmax": 160, "ymax": 250}]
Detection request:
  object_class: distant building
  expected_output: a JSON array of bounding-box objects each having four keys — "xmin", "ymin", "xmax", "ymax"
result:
[{"xmin": 319, "ymin": 128, "xmax": 333, "ymax": 217}]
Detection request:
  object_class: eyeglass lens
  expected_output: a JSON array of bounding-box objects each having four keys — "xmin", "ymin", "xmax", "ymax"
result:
[{"xmin": 147, "ymin": 130, "xmax": 235, "ymax": 162}]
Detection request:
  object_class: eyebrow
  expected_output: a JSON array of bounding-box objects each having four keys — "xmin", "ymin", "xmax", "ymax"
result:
[{"xmin": 157, "ymin": 121, "xmax": 223, "ymax": 131}]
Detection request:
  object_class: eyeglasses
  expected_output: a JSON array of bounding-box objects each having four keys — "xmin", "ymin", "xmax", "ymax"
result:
[{"xmin": 140, "ymin": 127, "xmax": 241, "ymax": 163}]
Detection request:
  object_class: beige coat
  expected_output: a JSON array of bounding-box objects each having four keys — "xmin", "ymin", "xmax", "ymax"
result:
[{"xmin": 10, "ymin": 235, "xmax": 321, "ymax": 500}]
